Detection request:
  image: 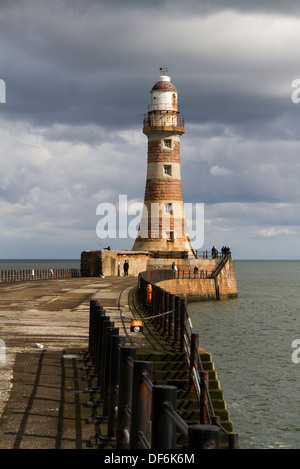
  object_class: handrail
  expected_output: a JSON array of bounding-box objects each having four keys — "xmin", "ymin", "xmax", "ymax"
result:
[
  {"xmin": 162, "ymin": 401, "xmax": 189, "ymax": 435},
  {"xmin": 137, "ymin": 269, "xmax": 238, "ymax": 448},
  {"xmin": 143, "ymin": 113, "xmax": 185, "ymax": 128},
  {"xmin": 195, "ymin": 250, "xmax": 232, "ymax": 260},
  {"xmin": 207, "ymin": 256, "xmax": 229, "ymax": 279},
  {"xmin": 84, "ymin": 300, "xmax": 227, "ymax": 450}
]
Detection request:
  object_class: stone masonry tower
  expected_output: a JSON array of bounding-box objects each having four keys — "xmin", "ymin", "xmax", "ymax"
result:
[{"xmin": 132, "ymin": 68, "xmax": 195, "ymax": 256}]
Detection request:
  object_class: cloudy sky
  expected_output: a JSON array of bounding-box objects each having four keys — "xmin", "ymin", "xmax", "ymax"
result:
[{"xmin": 1, "ymin": 0, "xmax": 300, "ymax": 260}]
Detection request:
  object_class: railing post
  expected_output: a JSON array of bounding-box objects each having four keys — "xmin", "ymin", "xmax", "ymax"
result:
[
  {"xmin": 90, "ymin": 302, "xmax": 100, "ymax": 357},
  {"xmin": 151, "ymin": 385, "xmax": 177, "ymax": 449},
  {"xmin": 174, "ymin": 296, "xmax": 181, "ymax": 348},
  {"xmin": 89, "ymin": 300, "xmax": 98, "ymax": 356},
  {"xmin": 154, "ymin": 285, "xmax": 160, "ymax": 330},
  {"xmin": 94, "ymin": 314, "xmax": 108, "ymax": 386},
  {"xmin": 98, "ymin": 319, "xmax": 113, "ymax": 396},
  {"xmin": 168, "ymin": 294, "xmax": 175, "ymax": 340},
  {"xmin": 180, "ymin": 299, "xmax": 187, "ymax": 352},
  {"xmin": 189, "ymin": 333, "xmax": 198, "ymax": 389},
  {"xmin": 188, "ymin": 424, "xmax": 221, "ymax": 450},
  {"xmin": 159, "ymin": 288, "xmax": 164, "ymax": 333},
  {"xmin": 116, "ymin": 346, "xmax": 137, "ymax": 449},
  {"xmin": 107, "ymin": 335, "xmax": 125, "ymax": 439},
  {"xmin": 163, "ymin": 291, "xmax": 170, "ymax": 337},
  {"xmin": 228, "ymin": 432, "xmax": 239, "ymax": 449},
  {"xmin": 150, "ymin": 283, "xmax": 156, "ymax": 319},
  {"xmin": 129, "ymin": 361, "xmax": 153, "ymax": 449},
  {"xmin": 200, "ymin": 371, "xmax": 210, "ymax": 424},
  {"xmin": 102, "ymin": 326, "xmax": 119, "ymax": 417},
  {"xmin": 93, "ymin": 305, "xmax": 105, "ymax": 366}
]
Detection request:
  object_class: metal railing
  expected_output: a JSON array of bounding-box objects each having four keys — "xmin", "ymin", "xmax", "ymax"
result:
[
  {"xmin": 0, "ymin": 268, "xmax": 81, "ymax": 283},
  {"xmin": 149, "ymin": 249, "xmax": 231, "ymax": 261},
  {"xmin": 195, "ymin": 250, "xmax": 231, "ymax": 260},
  {"xmin": 145, "ymin": 266, "xmax": 213, "ymax": 280},
  {"xmin": 137, "ymin": 270, "xmax": 239, "ymax": 449},
  {"xmin": 143, "ymin": 113, "xmax": 185, "ymax": 128},
  {"xmin": 82, "ymin": 300, "xmax": 228, "ymax": 450}
]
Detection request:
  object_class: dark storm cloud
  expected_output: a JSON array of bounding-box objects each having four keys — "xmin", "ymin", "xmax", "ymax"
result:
[
  {"xmin": 1, "ymin": 0, "xmax": 299, "ymax": 138},
  {"xmin": 1, "ymin": 0, "xmax": 300, "ymax": 258},
  {"xmin": 63, "ymin": 0, "xmax": 300, "ymax": 17},
  {"xmin": 0, "ymin": 0, "xmax": 148, "ymax": 130}
]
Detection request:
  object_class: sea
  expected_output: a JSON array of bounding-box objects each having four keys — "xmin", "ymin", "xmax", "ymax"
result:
[
  {"xmin": 188, "ymin": 260, "xmax": 300, "ymax": 449},
  {"xmin": 0, "ymin": 259, "xmax": 299, "ymax": 449}
]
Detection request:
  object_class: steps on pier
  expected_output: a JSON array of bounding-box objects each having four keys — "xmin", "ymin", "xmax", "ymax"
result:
[
  {"xmin": 136, "ymin": 348, "xmax": 233, "ymax": 448},
  {"xmin": 130, "ymin": 286, "xmax": 235, "ymax": 448}
]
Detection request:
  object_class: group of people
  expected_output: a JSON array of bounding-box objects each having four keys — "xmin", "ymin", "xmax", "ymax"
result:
[
  {"xmin": 221, "ymin": 246, "xmax": 231, "ymax": 258},
  {"xmin": 211, "ymin": 245, "xmax": 231, "ymax": 259}
]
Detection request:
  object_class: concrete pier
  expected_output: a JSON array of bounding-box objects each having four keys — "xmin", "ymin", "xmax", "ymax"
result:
[
  {"xmin": 0, "ymin": 276, "xmax": 236, "ymax": 449},
  {"xmin": 0, "ymin": 276, "xmax": 144, "ymax": 449}
]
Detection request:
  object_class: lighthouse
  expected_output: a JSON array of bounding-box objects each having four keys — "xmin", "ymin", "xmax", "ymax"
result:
[{"xmin": 132, "ymin": 68, "xmax": 195, "ymax": 256}]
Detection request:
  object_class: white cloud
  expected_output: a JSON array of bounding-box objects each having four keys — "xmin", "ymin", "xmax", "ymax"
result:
[
  {"xmin": 257, "ymin": 227, "xmax": 297, "ymax": 238},
  {"xmin": 210, "ymin": 166, "xmax": 233, "ymax": 176},
  {"xmin": 0, "ymin": 117, "xmax": 146, "ymax": 256}
]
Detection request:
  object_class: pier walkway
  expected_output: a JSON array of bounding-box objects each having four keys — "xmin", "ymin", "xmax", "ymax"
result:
[
  {"xmin": 0, "ymin": 276, "xmax": 235, "ymax": 450},
  {"xmin": 0, "ymin": 276, "xmax": 148, "ymax": 449}
]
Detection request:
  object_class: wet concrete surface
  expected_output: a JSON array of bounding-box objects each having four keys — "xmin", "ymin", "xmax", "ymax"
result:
[{"xmin": 0, "ymin": 276, "xmax": 141, "ymax": 449}]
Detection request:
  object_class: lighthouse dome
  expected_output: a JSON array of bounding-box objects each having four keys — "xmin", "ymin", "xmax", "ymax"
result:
[
  {"xmin": 152, "ymin": 72, "xmax": 177, "ymax": 92},
  {"xmin": 150, "ymin": 70, "xmax": 179, "ymax": 113},
  {"xmin": 152, "ymin": 78, "xmax": 177, "ymax": 92}
]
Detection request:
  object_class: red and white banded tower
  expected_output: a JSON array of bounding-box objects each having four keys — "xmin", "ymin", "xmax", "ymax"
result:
[{"xmin": 132, "ymin": 68, "xmax": 194, "ymax": 255}]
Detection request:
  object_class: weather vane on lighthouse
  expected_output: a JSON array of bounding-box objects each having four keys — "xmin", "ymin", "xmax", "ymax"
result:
[{"xmin": 159, "ymin": 66, "xmax": 168, "ymax": 75}]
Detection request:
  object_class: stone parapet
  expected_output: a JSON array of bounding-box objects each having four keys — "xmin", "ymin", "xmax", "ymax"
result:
[
  {"xmin": 81, "ymin": 250, "xmax": 150, "ymax": 277},
  {"xmin": 81, "ymin": 250, "xmax": 237, "ymax": 301},
  {"xmin": 154, "ymin": 259, "xmax": 238, "ymax": 301}
]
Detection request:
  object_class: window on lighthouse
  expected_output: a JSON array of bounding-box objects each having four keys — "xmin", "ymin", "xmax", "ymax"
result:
[
  {"xmin": 166, "ymin": 230, "xmax": 175, "ymax": 242},
  {"xmin": 164, "ymin": 165, "xmax": 172, "ymax": 176},
  {"xmin": 165, "ymin": 203, "xmax": 173, "ymax": 214},
  {"xmin": 164, "ymin": 139, "xmax": 172, "ymax": 149}
]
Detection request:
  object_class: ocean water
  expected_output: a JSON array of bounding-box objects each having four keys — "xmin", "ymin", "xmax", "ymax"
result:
[
  {"xmin": 188, "ymin": 260, "xmax": 300, "ymax": 449},
  {"xmin": 0, "ymin": 259, "xmax": 80, "ymax": 270}
]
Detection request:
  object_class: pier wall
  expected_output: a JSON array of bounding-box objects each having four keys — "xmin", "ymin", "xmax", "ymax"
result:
[
  {"xmin": 157, "ymin": 260, "xmax": 237, "ymax": 300},
  {"xmin": 81, "ymin": 250, "xmax": 150, "ymax": 277},
  {"xmin": 81, "ymin": 251, "xmax": 237, "ymax": 300},
  {"xmin": 82, "ymin": 250, "xmax": 219, "ymax": 277}
]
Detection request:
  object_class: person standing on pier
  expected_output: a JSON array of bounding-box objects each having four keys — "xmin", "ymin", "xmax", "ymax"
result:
[{"xmin": 123, "ymin": 260, "xmax": 129, "ymax": 276}]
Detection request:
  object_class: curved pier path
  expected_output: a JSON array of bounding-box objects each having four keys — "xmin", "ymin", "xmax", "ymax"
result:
[{"xmin": 0, "ymin": 276, "xmax": 155, "ymax": 449}]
